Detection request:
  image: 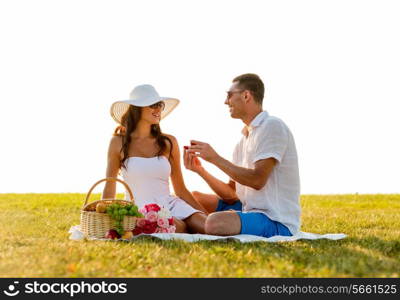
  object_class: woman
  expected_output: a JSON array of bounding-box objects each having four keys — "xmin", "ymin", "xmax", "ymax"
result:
[{"xmin": 102, "ymin": 84, "xmax": 207, "ymax": 233}]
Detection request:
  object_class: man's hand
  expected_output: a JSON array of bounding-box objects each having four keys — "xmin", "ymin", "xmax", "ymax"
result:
[
  {"xmin": 187, "ymin": 140, "xmax": 220, "ymax": 164},
  {"xmin": 183, "ymin": 146, "xmax": 204, "ymax": 173}
]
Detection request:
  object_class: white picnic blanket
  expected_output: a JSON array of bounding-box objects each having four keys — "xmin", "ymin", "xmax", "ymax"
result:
[{"xmin": 68, "ymin": 225, "xmax": 346, "ymax": 243}]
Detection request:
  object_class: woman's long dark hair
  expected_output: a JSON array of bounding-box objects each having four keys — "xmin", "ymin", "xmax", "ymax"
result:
[{"xmin": 114, "ymin": 105, "xmax": 173, "ymax": 169}]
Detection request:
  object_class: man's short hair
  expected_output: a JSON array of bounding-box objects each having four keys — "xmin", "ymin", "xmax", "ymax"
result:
[{"xmin": 233, "ymin": 73, "xmax": 264, "ymax": 105}]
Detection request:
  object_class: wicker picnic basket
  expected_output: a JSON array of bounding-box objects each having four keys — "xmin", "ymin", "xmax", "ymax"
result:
[{"xmin": 80, "ymin": 177, "xmax": 137, "ymax": 239}]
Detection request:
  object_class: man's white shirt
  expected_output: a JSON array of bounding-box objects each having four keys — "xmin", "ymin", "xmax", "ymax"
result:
[{"xmin": 232, "ymin": 111, "xmax": 301, "ymax": 234}]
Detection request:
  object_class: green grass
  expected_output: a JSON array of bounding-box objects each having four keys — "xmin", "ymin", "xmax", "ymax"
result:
[{"xmin": 0, "ymin": 193, "xmax": 399, "ymax": 277}]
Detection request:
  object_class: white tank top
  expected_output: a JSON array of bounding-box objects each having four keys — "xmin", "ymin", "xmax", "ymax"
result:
[{"xmin": 121, "ymin": 156, "xmax": 174, "ymax": 208}]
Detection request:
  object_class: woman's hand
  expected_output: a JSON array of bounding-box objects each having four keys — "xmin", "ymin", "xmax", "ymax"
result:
[
  {"xmin": 183, "ymin": 146, "xmax": 204, "ymax": 174},
  {"xmin": 168, "ymin": 136, "xmax": 208, "ymax": 213}
]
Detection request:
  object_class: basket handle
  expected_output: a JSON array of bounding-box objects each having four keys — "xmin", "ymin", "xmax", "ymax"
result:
[{"xmin": 83, "ymin": 177, "xmax": 134, "ymax": 208}]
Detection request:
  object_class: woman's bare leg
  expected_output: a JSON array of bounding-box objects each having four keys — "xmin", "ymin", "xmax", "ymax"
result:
[
  {"xmin": 173, "ymin": 217, "xmax": 188, "ymax": 233},
  {"xmin": 192, "ymin": 191, "xmax": 219, "ymax": 214},
  {"xmin": 184, "ymin": 212, "xmax": 207, "ymax": 234}
]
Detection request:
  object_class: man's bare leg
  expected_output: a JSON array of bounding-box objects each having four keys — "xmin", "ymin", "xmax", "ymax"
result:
[{"xmin": 205, "ymin": 211, "xmax": 241, "ymax": 236}]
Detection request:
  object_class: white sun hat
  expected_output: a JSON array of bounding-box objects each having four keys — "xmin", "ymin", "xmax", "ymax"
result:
[{"xmin": 110, "ymin": 84, "xmax": 180, "ymax": 124}]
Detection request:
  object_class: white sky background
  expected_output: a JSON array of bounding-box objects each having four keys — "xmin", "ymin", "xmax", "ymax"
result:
[{"xmin": 0, "ymin": 0, "xmax": 399, "ymax": 194}]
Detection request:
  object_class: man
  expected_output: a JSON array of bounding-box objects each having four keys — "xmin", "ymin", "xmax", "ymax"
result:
[{"xmin": 183, "ymin": 73, "xmax": 301, "ymax": 238}]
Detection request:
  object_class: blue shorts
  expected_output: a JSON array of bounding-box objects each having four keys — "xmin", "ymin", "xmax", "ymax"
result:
[
  {"xmin": 216, "ymin": 199, "xmax": 292, "ymax": 238},
  {"xmin": 216, "ymin": 199, "xmax": 243, "ymax": 211}
]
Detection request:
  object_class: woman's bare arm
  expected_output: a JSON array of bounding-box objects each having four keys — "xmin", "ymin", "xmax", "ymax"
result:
[
  {"xmin": 102, "ymin": 136, "xmax": 122, "ymax": 199},
  {"xmin": 167, "ymin": 135, "xmax": 208, "ymax": 213}
]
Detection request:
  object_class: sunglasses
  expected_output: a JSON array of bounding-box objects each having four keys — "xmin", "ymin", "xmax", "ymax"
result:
[
  {"xmin": 149, "ymin": 101, "xmax": 165, "ymax": 111},
  {"xmin": 226, "ymin": 90, "xmax": 244, "ymax": 99}
]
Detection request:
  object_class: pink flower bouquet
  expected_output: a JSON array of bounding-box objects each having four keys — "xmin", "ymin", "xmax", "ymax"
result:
[{"xmin": 132, "ymin": 203, "xmax": 176, "ymax": 235}]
